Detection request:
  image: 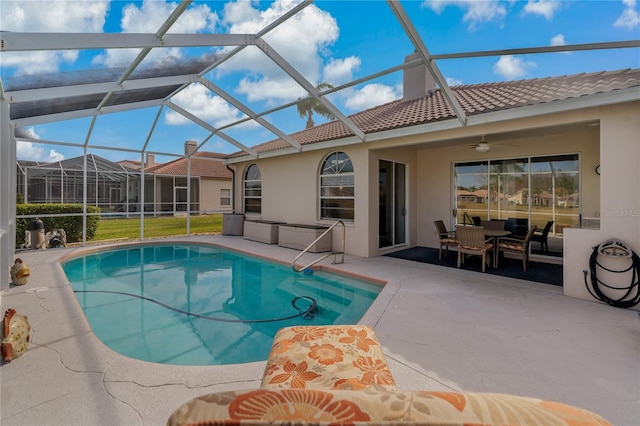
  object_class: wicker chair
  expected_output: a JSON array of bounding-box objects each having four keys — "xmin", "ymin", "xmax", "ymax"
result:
[
  {"xmin": 497, "ymin": 225, "xmax": 538, "ymax": 272},
  {"xmin": 455, "ymin": 225, "xmax": 494, "ymax": 272},
  {"xmin": 531, "ymin": 220, "xmax": 554, "ymax": 253},
  {"xmin": 481, "ymin": 219, "xmax": 506, "ymax": 230},
  {"xmin": 434, "ymin": 220, "xmax": 457, "ymax": 260}
]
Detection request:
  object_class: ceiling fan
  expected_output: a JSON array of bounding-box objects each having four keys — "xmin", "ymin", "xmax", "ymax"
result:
[
  {"xmin": 456, "ymin": 135, "xmax": 516, "ymax": 153},
  {"xmin": 474, "ymin": 136, "xmax": 491, "ymax": 153}
]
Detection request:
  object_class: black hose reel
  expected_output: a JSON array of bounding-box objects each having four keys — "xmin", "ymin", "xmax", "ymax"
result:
[{"xmin": 583, "ymin": 239, "xmax": 640, "ymax": 309}]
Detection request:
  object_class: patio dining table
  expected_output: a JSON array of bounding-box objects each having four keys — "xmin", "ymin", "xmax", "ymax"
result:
[{"xmin": 484, "ymin": 229, "xmax": 512, "ymax": 267}]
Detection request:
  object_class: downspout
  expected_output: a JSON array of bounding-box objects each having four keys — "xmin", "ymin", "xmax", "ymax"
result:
[{"xmin": 225, "ymin": 164, "xmax": 236, "ymax": 212}]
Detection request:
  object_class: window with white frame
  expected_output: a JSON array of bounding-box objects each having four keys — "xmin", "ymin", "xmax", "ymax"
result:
[
  {"xmin": 244, "ymin": 164, "xmax": 261, "ymax": 214},
  {"xmin": 220, "ymin": 189, "xmax": 231, "ymax": 206},
  {"xmin": 319, "ymin": 151, "xmax": 354, "ymax": 220}
]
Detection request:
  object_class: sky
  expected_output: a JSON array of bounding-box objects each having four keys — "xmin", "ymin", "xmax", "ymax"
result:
[{"xmin": 1, "ymin": 0, "xmax": 639, "ymax": 164}]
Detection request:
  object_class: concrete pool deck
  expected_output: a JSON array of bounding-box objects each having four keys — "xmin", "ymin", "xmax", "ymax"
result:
[{"xmin": 1, "ymin": 235, "xmax": 638, "ymax": 425}]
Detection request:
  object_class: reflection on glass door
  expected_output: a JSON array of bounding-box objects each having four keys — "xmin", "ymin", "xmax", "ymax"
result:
[
  {"xmin": 489, "ymin": 158, "xmax": 529, "ymax": 223},
  {"xmin": 530, "ymin": 155, "xmax": 580, "ymax": 250},
  {"xmin": 379, "ymin": 160, "xmax": 407, "ymax": 248},
  {"xmin": 454, "ymin": 154, "xmax": 580, "ymax": 257}
]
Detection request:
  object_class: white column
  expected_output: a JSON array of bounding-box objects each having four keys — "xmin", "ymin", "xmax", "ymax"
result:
[{"xmin": 0, "ymin": 99, "xmax": 17, "ymax": 291}]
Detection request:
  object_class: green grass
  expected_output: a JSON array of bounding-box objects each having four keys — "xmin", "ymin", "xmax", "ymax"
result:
[{"xmin": 95, "ymin": 214, "xmax": 223, "ymax": 241}]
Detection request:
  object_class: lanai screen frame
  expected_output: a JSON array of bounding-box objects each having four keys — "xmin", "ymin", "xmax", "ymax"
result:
[{"xmin": 1, "ymin": 0, "xmax": 638, "ymax": 291}]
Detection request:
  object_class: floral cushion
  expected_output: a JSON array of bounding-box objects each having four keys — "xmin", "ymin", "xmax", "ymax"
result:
[
  {"xmin": 458, "ymin": 243, "xmax": 493, "ymax": 251},
  {"xmin": 261, "ymin": 325, "xmax": 397, "ymax": 391},
  {"xmin": 499, "ymin": 241, "xmax": 524, "ymax": 251},
  {"xmin": 168, "ymin": 324, "xmax": 610, "ymax": 425},
  {"xmin": 167, "ymin": 388, "xmax": 611, "ymax": 426}
]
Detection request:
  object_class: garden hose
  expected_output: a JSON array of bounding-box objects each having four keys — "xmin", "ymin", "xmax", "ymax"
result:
[
  {"xmin": 583, "ymin": 242, "xmax": 640, "ymax": 309},
  {"xmin": 74, "ymin": 290, "xmax": 317, "ymax": 322}
]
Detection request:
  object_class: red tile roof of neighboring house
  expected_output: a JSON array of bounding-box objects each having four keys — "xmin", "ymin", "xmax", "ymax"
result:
[
  {"xmin": 228, "ymin": 68, "xmax": 640, "ymax": 158},
  {"xmin": 145, "ymin": 152, "xmax": 231, "ymax": 179}
]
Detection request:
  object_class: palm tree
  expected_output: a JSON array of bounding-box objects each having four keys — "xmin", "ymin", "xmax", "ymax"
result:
[{"xmin": 297, "ymin": 82, "xmax": 336, "ymax": 129}]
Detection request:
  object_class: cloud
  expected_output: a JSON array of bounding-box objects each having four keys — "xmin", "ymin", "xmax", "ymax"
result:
[
  {"xmin": 323, "ymin": 57, "xmax": 361, "ymax": 85},
  {"xmin": 165, "ymin": 83, "xmax": 244, "ymax": 128},
  {"xmin": 95, "ymin": 0, "xmax": 219, "ymax": 68},
  {"xmin": 493, "ymin": 55, "xmax": 537, "ymax": 80},
  {"xmin": 423, "ymin": 0, "xmax": 508, "ymax": 28},
  {"xmin": 218, "ymin": 1, "xmax": 342, "ymax": 103},
  {"xmin": 446, "ymin": 77, "xmax": 464, "ymax": 86},
  {"xmin": 614, "ymin": 0, "xmax": 640, "ymax": 29},
  {"xmin": 344, "ymin": 84, "xmax": 401, "ymax": 111},
  {"xmin": 15, "ymin": 127, "xmax": 65, "ymax": 162},
  {"xmin": 0, "ymin": 0, "xmax": 108, "ymax": 74},
  {"xmin": 522, "ymin": 0, "xmax": 561, "ymax": 20},
  {"xmin": 550, "ymin": 34, "xmax": 566, "ymax": 46}
]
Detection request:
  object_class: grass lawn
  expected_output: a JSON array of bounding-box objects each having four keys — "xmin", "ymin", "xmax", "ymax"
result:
[{"xmin": 95, "ymin": 214, "xmax": 223, "ymax": 241}]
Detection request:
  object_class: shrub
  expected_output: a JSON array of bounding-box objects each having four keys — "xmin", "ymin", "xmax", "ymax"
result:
[{"xmin": 16, "ymin": 204, "xmax": 101, "ymax": 248}]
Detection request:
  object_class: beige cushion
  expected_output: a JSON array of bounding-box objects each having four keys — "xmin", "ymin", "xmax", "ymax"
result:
[
  {"xmin": 261, "ymin": 325, "xmax": 397, "ymax": 391},
  {"xmin": 167, "ymin": 388, "xmax": 611, "ymax": 426}
]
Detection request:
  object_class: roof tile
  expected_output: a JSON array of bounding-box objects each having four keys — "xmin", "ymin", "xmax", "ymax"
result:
[{"xmin": 227, "ymin": 68, "xmax": 640, "ymax": 158}]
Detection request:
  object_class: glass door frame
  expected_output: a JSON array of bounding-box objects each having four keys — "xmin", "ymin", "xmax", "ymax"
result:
[{"xmin": 378, "ymin": 159, "xmax": 408, "ymax": 249}]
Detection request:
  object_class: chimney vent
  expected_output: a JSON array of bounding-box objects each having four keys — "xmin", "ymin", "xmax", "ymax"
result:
[
  {"xmin": 403, "ymin": 51, "xmax": 437, "ymax": 102},
  {"xmin": 146, "ymin": 153, "xmax": 155, "ymax": 167},
  {"xmin": 185, "ymin": 140, "xmax": 197, "ymax": 156}
]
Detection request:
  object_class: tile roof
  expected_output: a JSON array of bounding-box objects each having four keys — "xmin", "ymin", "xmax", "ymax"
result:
[
  {"xmin": 228, "ymin": 68, "xmax": 640, "ymax": 158},
  {"xmin": 145, "ymin": 152, "xmax": 231, "ymax": 179}
]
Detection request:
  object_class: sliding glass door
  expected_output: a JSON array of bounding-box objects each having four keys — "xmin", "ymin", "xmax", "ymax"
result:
[
  {"xmin": 379, "ymin": 160, "xmax": 407, "ymax": 248},
  {"xmin": 454, "ymin": 154, "xmax": 579, "ymax": 256}
]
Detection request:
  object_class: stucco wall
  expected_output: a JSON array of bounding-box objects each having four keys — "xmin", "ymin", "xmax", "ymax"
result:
[
  {"xmin": 232, "ymin": 145, "xmax": 371, "ymax": 257},
  {"xmin": 200, "ymin": 178, "xmax": 232, "ymax": 213},
  {"xmin": 564, "ymin": 102, "xmax": 640, "ymax": 310}
]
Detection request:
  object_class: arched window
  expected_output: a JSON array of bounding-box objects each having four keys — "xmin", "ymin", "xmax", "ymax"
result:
[
  {"xmin": 244, "ymin": 164, "xmax": 261, "ymax": 214},
  {"xmin": 319, "ymin": 152, "xmax": 354, "ymax": 220}
]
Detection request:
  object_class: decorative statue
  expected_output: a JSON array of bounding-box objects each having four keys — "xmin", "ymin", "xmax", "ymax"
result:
[
  {"xmin": 45, "ymin": 229, "xmax": 67, "ymax": 248},
  {"xmin": 10, "ymin": 258, "xmax": 30, "ymax": 286},
  {"xmin": 1, "ymin": 309, "xmax": 31, "ymax": 362}
]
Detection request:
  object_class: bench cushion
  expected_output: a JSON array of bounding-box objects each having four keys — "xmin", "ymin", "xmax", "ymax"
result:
[
  {"xmin": 261, "ymin": 325, "xmax": 397, "ymax": 391},
  {"xmin": 167, "ymin": 389, "xmax": 611, "ymax": 426}
]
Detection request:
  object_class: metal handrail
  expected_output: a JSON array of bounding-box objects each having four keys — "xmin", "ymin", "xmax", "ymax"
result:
[{"xmin": 291, "ymin": 220, "xmax": 345, "ymax": 272}]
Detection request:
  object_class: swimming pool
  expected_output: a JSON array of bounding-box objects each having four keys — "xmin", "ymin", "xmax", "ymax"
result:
[{"xmin": 62, "ymin": 243, "xmax": 382, "ymax": 366}]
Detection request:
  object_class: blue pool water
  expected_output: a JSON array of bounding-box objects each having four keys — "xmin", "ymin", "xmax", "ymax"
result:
[{"xmin": 62, "ymin": 244, "xmax": 382, "ymax": 366}]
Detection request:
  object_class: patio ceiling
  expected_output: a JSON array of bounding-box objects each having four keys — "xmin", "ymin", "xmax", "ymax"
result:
[{"xmin": 1, "ymin": 0, "xmax": 639, "ymax": 162}]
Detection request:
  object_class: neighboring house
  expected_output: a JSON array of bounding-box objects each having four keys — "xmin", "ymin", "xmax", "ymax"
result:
[
  {"xmin": 223, "ymin": 64, "xmax": 640, "ymax": 306},
  {"xmin": 144, "ymin": 141, "xmax": 233, "ymax": 214},
  {"xmin": 17, "ymin": 154, "xmax": 137, "ymax": 207},
  {"xmin": 17, "ymin": 143, "xmax": 232, "ymax": 216}
]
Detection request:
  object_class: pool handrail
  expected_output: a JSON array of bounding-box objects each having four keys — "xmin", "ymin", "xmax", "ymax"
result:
[{"xmin": 291, "ymin": 221, "xmax": 345, "ymax": 272}]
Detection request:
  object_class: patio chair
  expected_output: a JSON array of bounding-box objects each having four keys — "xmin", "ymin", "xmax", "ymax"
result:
[
  {"xmin": 455, "ymin": 225, "xmax": 493, "ymax": 272},
  {"xmin": 496, "ymin": 225, "xmax": 537, "ymax": 272},
  {"xmin": 531, "ymin": 220, "xmax": 554, "ymax": 253},
  {"xmin": 434, "ymin": 220, "xmax": 457, "ymax": 260}
]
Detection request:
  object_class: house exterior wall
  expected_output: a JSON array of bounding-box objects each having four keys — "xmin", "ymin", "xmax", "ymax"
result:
[
  {"xmin": 232, "ymin": 145, "xmax": 371, "ymax": 257},
  {"xmin": 200, "ymin": 178, "xmax": 233, "ymax": 213},
  {"xmin": 564, "ymin": 101, "xmax": 640, "ymax": 310},
  {"xmin": 230, "ymin": 101, "xmax": 638, "ymax": 309}
]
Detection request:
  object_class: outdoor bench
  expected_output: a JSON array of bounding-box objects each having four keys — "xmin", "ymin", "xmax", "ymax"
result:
[
  {"xmin": 278, "ymin": 223, "xmax": 331, "ymax": 253},
  {"xmin": 243, "ymin": 219, "xmax": 286, "ymax": 244}
]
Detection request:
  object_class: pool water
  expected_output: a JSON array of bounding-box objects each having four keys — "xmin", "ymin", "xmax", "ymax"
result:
[{"xmin": 62, "ymin": 244, "xmax": 382, "ymax": 366}]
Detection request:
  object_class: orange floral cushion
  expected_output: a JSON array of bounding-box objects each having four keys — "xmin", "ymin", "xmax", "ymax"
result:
[
  {"xmin": 167, "ymin": 388, "xmax": 611, "ymax": 426},
  {"xmin": 261, "ymin": 325, "xmax": 397, "ymax": 391},
  {"xmin": 499, "ymin": 242, "xmax": 524, "ymax": 251}
]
